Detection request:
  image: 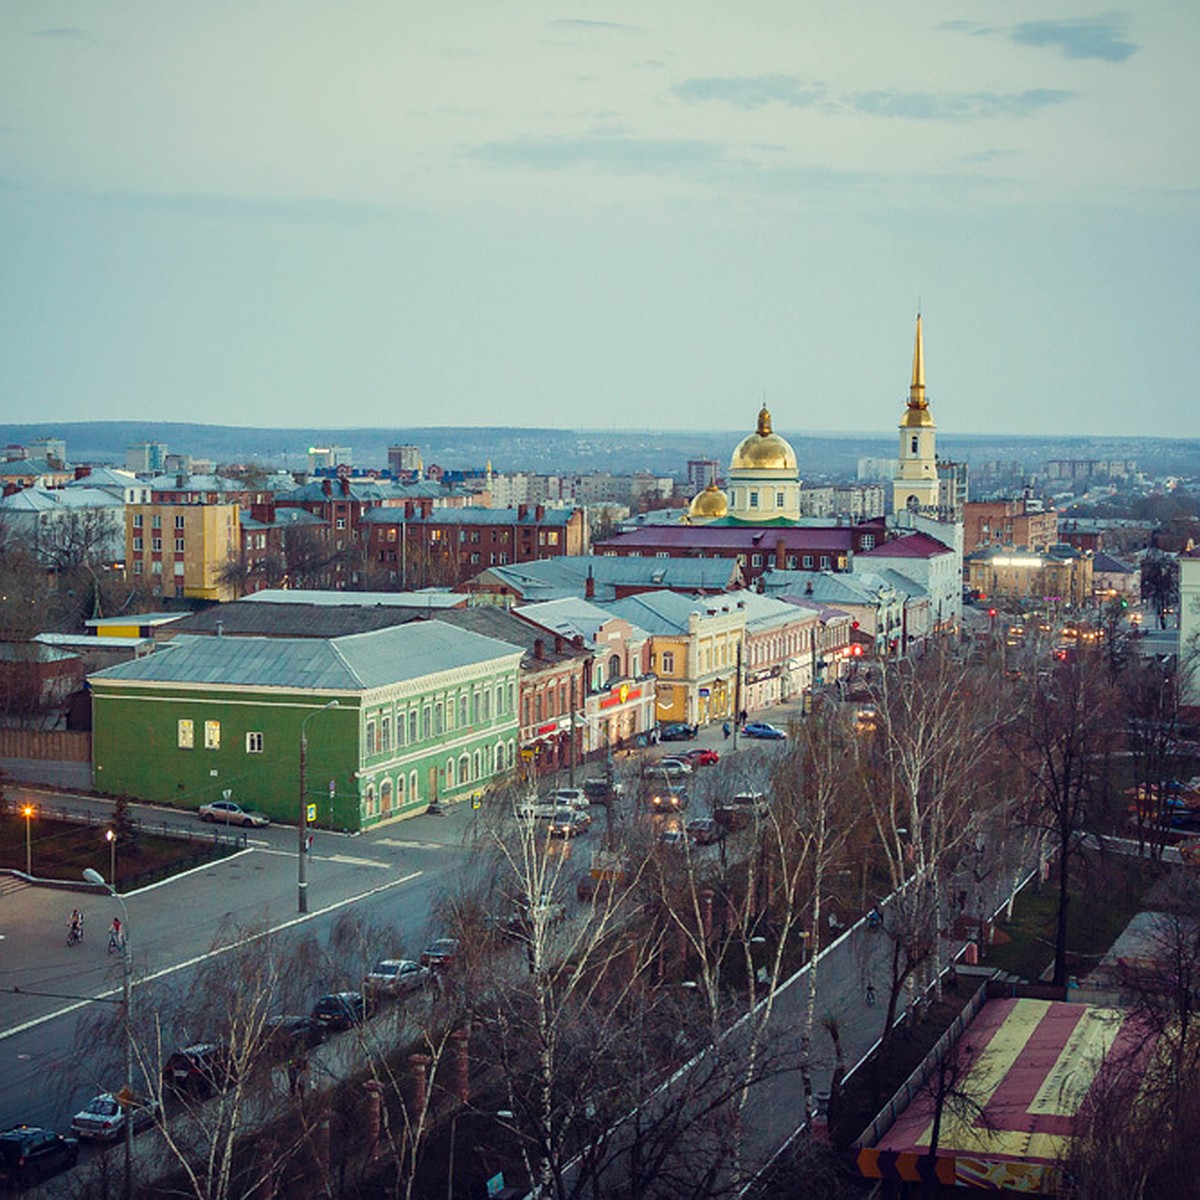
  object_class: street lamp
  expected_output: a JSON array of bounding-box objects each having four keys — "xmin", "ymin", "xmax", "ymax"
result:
[
  {"xmin": 21, "ymin": 805, "xmax": 34, "ymax": 876},
  {"xmin": 298, "ymin": 700, "xmax": 339, "ymax": 914},
  {"xmin": 106, "ymin": 828, "xmax": 117, "ymax": 889},
  {"xmin": 83, "ymin": 866, "xmax": 134, "ymax": 1200}
]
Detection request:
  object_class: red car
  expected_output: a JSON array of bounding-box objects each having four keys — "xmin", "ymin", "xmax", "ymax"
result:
[{"xmin": 685, "ymin": 748, "xmax": 720, "ymax": 766}]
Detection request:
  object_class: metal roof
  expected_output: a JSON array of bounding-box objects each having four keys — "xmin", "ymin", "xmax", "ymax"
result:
[
  {"xmin": 89, "ymin": 624, "xmax": 522, "ymax": 692},
  {"xmin": 472, "ymin": 555, "xmax": 741, "ymax": 601},
  {"xmin": 242, "ymin": 588, "xmax": 468, "ymax": 608}
]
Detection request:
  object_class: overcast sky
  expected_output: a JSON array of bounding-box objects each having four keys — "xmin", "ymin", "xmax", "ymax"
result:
[{"xmin": 2, "ymin": 3, "xmax": 1196, "ymax": 439}]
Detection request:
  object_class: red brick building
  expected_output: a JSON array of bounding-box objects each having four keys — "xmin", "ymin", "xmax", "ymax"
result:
[{"xmin": 963, "ymin": 500, "xmax": 1057, "ymax": 552}]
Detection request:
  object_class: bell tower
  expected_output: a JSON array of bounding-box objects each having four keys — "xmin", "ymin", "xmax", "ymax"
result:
[{"xmin": 892, "ymin": 314, "xmax": 940, "ymax": 514}]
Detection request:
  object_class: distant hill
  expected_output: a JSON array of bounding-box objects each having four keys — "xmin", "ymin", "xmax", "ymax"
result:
[{"xmin": 1, "ymin": 421, "xmax": 1196, "ymax": 479}]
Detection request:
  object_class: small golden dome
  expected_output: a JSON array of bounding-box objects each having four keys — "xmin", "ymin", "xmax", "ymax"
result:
[
  {"xmin": 902, "ymin": 401, "xmax": 934, "ymax": 428},
  {"xmin": 730, "ymin": 405, "xmax": 798, "ymax": 472},
  {"xmin": 687, "ymin": 483, "xmax": 729, "ymax": 521}
]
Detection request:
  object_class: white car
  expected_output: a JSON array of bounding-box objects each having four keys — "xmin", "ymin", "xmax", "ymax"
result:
[
  {"xmin": 71, "ymin": 1093, "xmax": 161, "ymax": 1142},
  {"xmin": 657, "ymin": 758, "xmax": 693, "ymax": 778},
  {"xmin": 197, "ymin": 800, "xmax": 270, "ymax": 827},
  {"xmin": 550, "ymin": 787, "xmax": 589, "ymax": 809},
  {"xmin": 364, "ymin": 958, "xmax": 431, "ymax": 999}
]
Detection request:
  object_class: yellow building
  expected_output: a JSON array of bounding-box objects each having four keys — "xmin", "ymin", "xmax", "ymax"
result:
[
  {"xmin": 605, "ymin": 592, "xmax": 747, "ymax": 728},
  {"xmin": 126, "ymin": 503, "xmax": 241, "ymax": 601},
  {"xmin": 965, "ymin": 545, "xmax": 1093, "ymax": 608}
]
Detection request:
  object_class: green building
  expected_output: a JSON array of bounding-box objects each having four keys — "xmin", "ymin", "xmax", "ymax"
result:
[{"xmin": 89, "ymin": 624, "xmax": 522, "ymax": 831}]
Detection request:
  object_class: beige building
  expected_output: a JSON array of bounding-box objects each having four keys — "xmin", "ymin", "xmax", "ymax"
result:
[
  {"xmin": 126, "ymin": 503, "xmax": 241, "ymax": 601},
  {"xmin": 965, "ymin": 546, "xmax": 1094, "ymax": 609}
]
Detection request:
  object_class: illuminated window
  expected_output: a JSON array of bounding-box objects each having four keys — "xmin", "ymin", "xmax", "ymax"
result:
[
  {"xmin": 178, "ymin": 719, "xmax": 194, "ymax": 749},
  {"xmin": 204, "ymin": 721, "xmax": 220, "ymax": 750}
]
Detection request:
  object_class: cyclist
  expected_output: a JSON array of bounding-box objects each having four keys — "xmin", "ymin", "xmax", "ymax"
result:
[{"xmin": 67, "ymin": 909, "xmax": 84, "ymax": 945}]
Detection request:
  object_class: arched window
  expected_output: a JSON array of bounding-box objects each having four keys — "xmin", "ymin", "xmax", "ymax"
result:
[
  {"xmin": 365, "ymin": 784, "xmax": 376, "ymax": 816},
  {"xmin": 507, "ymin": 739, "xmax": 516, "ymax": 768},
  {"xmin": 446, "ymin": 757, "xmax": 456, "ymax": 788},
  {"xmin": 422, "ymin": 705, "xmax": 432, "ymax": 739},
  {"xmin": 535, "ymin": 694, "xmax": 543, "ymax": 722},
  {"xmin": 409, "ymin": 771, "xmax": 419, "ymax": 803},
  {"xmin": 397, "ymin": 774, "xmax": 406, "ymax": 806},
  {"xmin": 459, "ymin": 753, "xmax": 470, "ymax": 783},
  {"xmin": 380, "ymin": 779, "xmax": 393, "ymax": 813},
  {"xmin": 435, "ymin": 703, "xmax": 444, "ymax": 735},
  {"xmin": 473, "ymin": 750, "xmax": 482, "ymax": 779},
  {"xmin": 608, "ymin": 655, "xmax": 621, "ymax": 683}
]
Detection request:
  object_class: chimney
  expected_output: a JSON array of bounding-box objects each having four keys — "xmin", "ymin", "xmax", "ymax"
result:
[
  {"xmin": 534, "ymin": 637, "xmax": 545, "ymax": 660},
  {"xmin": 322, "ymin": 478, "xmax": 332, "ymax": 498},
  {"xmin": 517, "ymin": 503, "xmax": 528, "ymax": 521},
  {"xmin": 585, "ymin": 567, "xmax": 595, "ymax": 600},
  {"xmin": 805, "ymin": 578, "xmax": 814, "ymax": 596},
  {"xmin": 250, "ymin": 500, "xmax": 275, "ymax": 524},
  {"xmin": 215, "ymin": 620, "xmax": 224, "ymax": 638},
  {"xmin": 74, "ymin": 465, "xmax": 91, "ymax": 481},
  {"xmin": 535, "ymin": 504, "xmax": 545, "ymax": 521},
  {"xmin": 176, "ymin": 473, "xmax": 187, "ymax": 488},
  {"xmin": 340, "ymin": 476, "xmax": 351, "ymax": 496},
  {"xmin": 421, "ymin": 498, "xmax": 433, "ymax": 517},
  {"xmin": 573, "ymin": 634, "xmax": 584, "ymax": 648},
  {"xmin": 3, "ymin": 483, "xmax": 19, "ymax": 498},
  {"xmin": 554, "ymin": 634, "xmax": 564, "ymax": 654}
]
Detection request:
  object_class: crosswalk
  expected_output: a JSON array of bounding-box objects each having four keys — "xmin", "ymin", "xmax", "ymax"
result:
[
  {"xmin": 0, "ymin": 875, "xmax": 28, "ymax": 897},
  {"xmin": 374, "ymin": 838, "xmax": 451, "ymax": 851}
]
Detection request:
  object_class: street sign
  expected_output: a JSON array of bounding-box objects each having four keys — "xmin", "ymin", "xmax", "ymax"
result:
[
  {"xmin": 329, "ymin": 779, "xmax": 336, "ymax": 797},
  {"xmin": 471, "ymin": 792, "xmax": 482, "ymax": 810},
  {"xmin": 486, "ymin": 1174, "xmax": 506, "ymax": 1197},
  {"xmin": 699, "ymin": 687, "xmax": 710, "ymax": 697},
  {"xmin": 306, "ymin": 803, "xmax": 317, "ymax": 823}
]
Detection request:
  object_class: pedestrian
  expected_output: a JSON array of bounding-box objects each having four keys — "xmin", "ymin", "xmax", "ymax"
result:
[
  {"xmin": 865, "ymin": 982, "xmax": 876, "ymax": 1006},
  {"xmin": 287, "ymin": 1060, "xmax": 300, "ymax": 1096},
  {"xmin": 722, "ymin": 721, "xmax": 731, "ymax": 740}
]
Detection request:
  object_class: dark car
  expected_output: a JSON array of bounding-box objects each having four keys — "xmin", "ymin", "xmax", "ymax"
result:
[
  {"xmin": 364, "ymin": 959, "xmax": 431, "ymax": 1000},
  {"xmin": 419, "ymin": 938, "xmax": 461, "ymax": 970},
  {"xmin": 583, "ymin": 777, "xmax": 624, "ymax": 802},
  {"xmin": 646, "ymin": 789, "xmax": 688, "ymax": 813},
  {"xmin": 0, "ymin": 1126, "xmax": 80, "ymax": 1189},
  {"xmin": 163, "ymin": 1043, "xmax": 234, "ymax": 1096},
  {"xmin": 549, "ymin": 809, "xmax": 591, "ymax": 838},
  {"xmin": 686, "ymin": 817, "xmax": 724, "ymax": 846},
  {"xmin": 741, "ymin": 721, "xmax": 786, "ymax": 740},
  {"xmin": 310, "ymin": 992, "xmax": 366, "ymax": 1032},
  {"xmin": 70, "ymin": 1093, "xmax": 161, "ymax": 1143},
  {"xmin": 261, "ymin": 1015, "xmax": 325, "ymax": 1058},
  {"xmin": 659, "ymin": 723, "xmax": 697, "ymax": 742}
]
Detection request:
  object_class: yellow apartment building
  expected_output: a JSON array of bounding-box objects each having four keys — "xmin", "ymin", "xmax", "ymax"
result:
[{"xmin": 125, "ymin": 503, "xmax": 241, "ymax": 601}]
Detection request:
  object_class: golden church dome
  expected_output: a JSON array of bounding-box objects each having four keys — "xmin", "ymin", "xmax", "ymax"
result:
[
  {"xmin": 687, "ymin": 483, "xmax": 729, "ymax": 521},
  {"xmin": 902, "ymin": 401, "xmax": 934, "ymax": 428},
  {"xmin": 730, "ymin": 406, "xmax": 797, "ymax": 472}
]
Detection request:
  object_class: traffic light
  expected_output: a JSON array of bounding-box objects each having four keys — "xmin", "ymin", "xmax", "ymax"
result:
[{"xmin": 988, "ymin": 608, "xmax": 997, "ymax": 618}]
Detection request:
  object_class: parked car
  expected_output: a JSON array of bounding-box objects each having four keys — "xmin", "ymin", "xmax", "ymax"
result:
[
  {"xmin": 197, "ymin": 800, "xmax": 270, "ymax": 827},
  {"xmin": 741, "ymin": 721, "xmax": 786, "ymax": 740},
  {"xmin": 364, "ymin": 959, "xmax": 431, "ymax": 1000},
  {"xmin": 419, "ymin": 938, "xmax": 461, "ymax": 970},
  {"xmin": 501, "ymin": 897, "xmax": 567, "ymax": 939},
  {"xmin": 311, "ymin": 991, "xmax": 366, "ymax": 1032},
  {"xmin": 583, "ymin": 777, "xmax": 625, "ymax": 802},
  {"xmin": 686, "ymin": 817, "xmax": 724, "ymax": 846},
  {"xmin": 0, "ymin": 1127, "xmax": 80, "ymax": 1189},
  {"xmin": 656, "ymin": 758, "xmax": 693, "ymax": 778},
  {"xmin": 550, "ymin": 787, "xmax": 589, "ymax": 809},
  {"xmin": 549, "ymin": 810, "xmax": 591, "ymax": 838},
  {"xmin": 162, "ymin": 1044, "xmax": 234, "ymax": 1096},
  {"xmin": 261, "ymin": 1015, "xmax": 325, "ymax": 1058},
  {"xmin": 658, "ymin": 826, "xmax": 686, "ymax": 849},
  {"xmin": 70, "ymin": 1093, "xmax": 161, "ymax": 1143},
  {"xmin": 659, "ymin": 722, "xmax": 698, "ymax": 742},
  {"xmin": 684, "ymin": 747, "xmax": 720, "ymax": 766}
]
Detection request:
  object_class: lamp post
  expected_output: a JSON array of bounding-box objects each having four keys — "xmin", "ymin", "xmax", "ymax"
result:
[
  {"xmin": 83, "ymin": 866, "xmax": 133, "ymax": 1200},
  {"xmin": 106, "ymin": 828, "xmax": 117, "ymax": 889},
  {"xmin": 21, "ymin": 804, "xmax": 34, "ymax": 876},
  {"xmin": 298, "ymin": 700, "xmax": 339, "ymax": 914}
]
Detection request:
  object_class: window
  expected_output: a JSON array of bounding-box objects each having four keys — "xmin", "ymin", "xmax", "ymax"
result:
[
  {"xmin": 409, "ymin": 770, "xmax": 419, "ymax": 802},
  {"xmin": 482, "ymin": 690, "xmax": 490, "ymax": 720},
  {"xmin": 786, "ymin": 555, "xmax": 797, "ymax": 568},
  {"xmin": 133, "ymin": 514, "xmax": 143, "ymax": 528},
  {"xmin": 435, "ymin": 703, "xmax": 444, "ymax": 734},
  {"xmin": 397, "ymin": 774, "xmax": 406, "ymax": 806},
  {"xmin": 446, "ymin": 757, "xmax": 456, "ymax": 788},
  {"xmin": 474, "ymin": 750, "xmax": 482, "ymax": 779},
  {"xmin": 749, "ymin": 491, "xmax": 759, "ymax": 508},
  {"xmin": 776, "ymin": 492, "xmax": 785, "ymax": 507},
  {"xmin": 336, "ymin": 517, "xmax": 346, "ymax": 530},
  {"xmin": 152, "ymin": 537, "xmax": 162, "ymax": 552},
  {"xmin": 175, "ymin": 538, "xmax": 185, "ymax": 553},
  {"xmin": 820, "ymin": 555, "xmax": 830, "ymax": 568},
  {"xmin": 246, "ymin": 731, "xmax": 264, "ymax": 754},
  {"xmin": 459, "ymin": 695, "xmax": 468, "ymax": 726},
  {"xmin": 422, "ymin": 705, "xmax": 432, "ymax": 739},
  {"xmin": 459, "ymin": 753, "xmax": 470, "ymax": 783},
  {"xmin": 380, "ymin": 717, "xmax": 390, "ymax": 753},
  {"xmin": 860, "ymin": 534, "xmax": 875, "ymax": 550},
  {"xmin": 204, "ymin": 720, "xmax": 220, "ymax": 750},
  {"xmin": 174, "ymin": 561, "xmax": 185, "ymax": 576},
  {"xmin": 802, "ymin": 555, "xmax": 813, "ymax": 568},
  {"xmin": 133, "ymin": 561, "xmax": 143, "ymax": 575},
  {"xmin": 911, "ymin": 436, "xmax": 918, "ymax": 454},
  {"xmin": 151, "ymin": 560, "xmax": 163, "ymax": 575},
  {"xmin": 535, "ymin": 694, "xmax": 543, "ymax": 722},
  {"xmin": 408, "ymin": 711, "xmax": 418, "ymax": 743},
  {"xmin": 133, "ymin": 537, "xmax": 143, "ymax": 551},
  {"xmin": 151, "ymin": 515, "xmax": 161, "ymax": 529},
  {"xmin": 751, "ymin": 554, "xmax": 762, "ymax": 567},
  {"xmin": 381, "ymin": 779, "xmax": 393, "ymax": 813},
  {"xmin": 397, "ymin": 711, "xmax": 407, "ymax": 746},
  {"xmin": 175, "ymin": 515, "xmax": 185, "ymax": 529},
  {"xmin": 366, "ymin": 722, "xmax": 376, "ymax": 755},
  {"xmin": 507, "ymin": 681, "xmax": 514, "ymax": 712},
  {"xmin": 497, "ymin": 683, "xmax": 505, "ymax": 714},
  {"xmin": 178, "ymin": 719, "xmax": 194, "ymax": 749},
  {"xmin": 661, "ymin": 651, "xmax": 675, "ymax": 673},
  {"xmin": 548, "ymin": 531, "xmax": 558, "ymax": 545}
]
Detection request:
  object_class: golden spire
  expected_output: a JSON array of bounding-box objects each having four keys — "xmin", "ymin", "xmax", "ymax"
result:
[
  {"xmin": 908, "ymin": 312, "xmax": 927, "ymax": 410},
  {"xmin": 756, "ymin": 405, "xmax": 773, "ymax": 436}
]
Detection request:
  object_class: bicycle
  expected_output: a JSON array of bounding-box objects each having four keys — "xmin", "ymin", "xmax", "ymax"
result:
[{"xmin": 67, "ymin": 924, "xmax": 84, "ymax": 947}]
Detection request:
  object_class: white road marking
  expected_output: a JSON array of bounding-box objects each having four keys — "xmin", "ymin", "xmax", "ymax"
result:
[
  {"xmin": 325, "ymin": 855, "xmax": 391, "ymax": 869},
  {"xmin": 123, "ymin": 848, "xmax": 255, "ymax": 897},
  {"xmin": 0, "ymin": 870, "xmax": 424, "ymax": 1043},
  {"xmin": 374, "ymin": 838, "xmax": 449, "ymax": 850}
]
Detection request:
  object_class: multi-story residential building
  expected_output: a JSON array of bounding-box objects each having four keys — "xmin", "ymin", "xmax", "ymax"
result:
[
  {"xmin": 361, "ymin": 503, "xmax": 587, "ymax": 589},
  {"xmin": 687, "ymin": 459, "xmax": 720, "ymax": 494},
  {"xmin": 308, "ymin": 445, "xmax": 353, "ymax": 472},
  {"xmin": 1180, "ymin": 549, "xmax": 1200, "ymax": 717},
  {"xmin": 513, "ymin": 597, "xmax": 656, "ymax": 755},
  {"xmin": 965, "ymin": 545, "xmax": 1094, "ymax": 609},
  {"xmin": 1043, "ymin": 459, "xmax": 1137, "ymax": 481},
  {"xmin": 125, "ymin": 502, "xmax": 241, "ymax": 601},
  {"xmin": 27, "ymin": 437, "xmax": 67, "ymax": 466},
  {"xmin": 1091, "ymin": 552, "xmax": 1139, "ymax": 604},
  {"xmin": 762, "ymin": 570, "xmax": 907, "ymax": 659},
  {"xmin": 963, "ymin": 499, "xmax": 1058, "ymax": 553},
  {"xmin": 89, "ymin": 623, "xmax": 522, "ymax": 829},
  {"xmin": 0, "ymin": 486, "xmax": 125, "ymax": 568},
  {"xmin": 387, "ymin": 444, "xmax": 423, "ymax": 477},
  {"xmin": 125, "ymin": 441, "xmax": 169, "ymax": 474},
  {"xmin": 735, "ymin": 591, "xmax": 822, "ymax": 709},
  {"xmin": 856, "ymin": 530, "xmax": 961, "ymax": 633}
]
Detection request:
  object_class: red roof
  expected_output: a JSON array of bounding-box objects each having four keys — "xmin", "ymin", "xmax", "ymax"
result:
[{"xmin": 858, "ymin": 531, "xmax": 952, "ymax": 559}]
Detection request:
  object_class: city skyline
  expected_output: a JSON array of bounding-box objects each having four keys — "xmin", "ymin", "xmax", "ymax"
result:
[{"xmin": 2, "ymin": 3, "xmax": 1196, "ymax": 438}]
